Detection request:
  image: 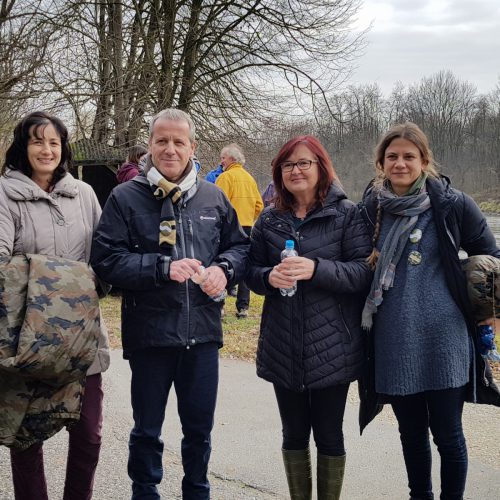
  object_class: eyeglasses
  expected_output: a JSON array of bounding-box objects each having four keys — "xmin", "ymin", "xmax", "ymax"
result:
[{"xmin": 280, "ymin": 160, "xmax": 317, "ymax": 173}]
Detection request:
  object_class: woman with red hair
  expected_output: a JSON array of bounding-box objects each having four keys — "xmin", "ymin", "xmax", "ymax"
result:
[{"xmin": 246, "ymin": 136, "xmax": 372, "ymax": 500}]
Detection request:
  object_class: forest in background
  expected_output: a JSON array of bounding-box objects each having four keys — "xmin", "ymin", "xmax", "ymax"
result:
[{"xmin": 1, "ymin": 0, "xmax": 499, "ymax": 202}]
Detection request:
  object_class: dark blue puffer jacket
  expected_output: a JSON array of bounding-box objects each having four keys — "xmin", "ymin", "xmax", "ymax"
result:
[{"xmin": 246, "ymin": 182, "xmax": 372, "ymax": 391}]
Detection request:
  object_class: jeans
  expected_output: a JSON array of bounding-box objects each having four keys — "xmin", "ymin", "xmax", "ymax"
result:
[
  {"xmin": 128, "ymin": 343, "xmax": 219, "ymax": 500},
  {"xmin": 10, "ymin": 374, "xmax": 104, "ymax": 500},
  {"xmin": 273, "ymin": 383, "xmax": 349, "ymax": 456},
  {"xmin": 390, "ymin": 385, "xmax": 468, "ymax": 500}
]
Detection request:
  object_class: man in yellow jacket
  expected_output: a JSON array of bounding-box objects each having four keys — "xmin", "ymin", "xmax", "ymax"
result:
[{"xmin": 216, "ymin": 143, "xmax": 263, "ymax": 317}]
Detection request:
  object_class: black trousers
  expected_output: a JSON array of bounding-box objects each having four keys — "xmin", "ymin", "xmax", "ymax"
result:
[
  {"xmin": 235, "ymin": 226, "xmax": 251, "ymax": 311},
  {"xmin": 273, "ymin": 383, "xmax": 350, "ymax": 456},
  {"xmin": 390, "ymin": 385, "xmax": 467, "ymax": 500}
]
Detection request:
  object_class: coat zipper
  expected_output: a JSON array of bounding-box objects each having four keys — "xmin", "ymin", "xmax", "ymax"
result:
[
  {"xmin": 338, "ymin": 303, "xmax": 352, "ymax": 340},
  {"xmin": 178, "ymin": 207, "xmax": 191, "ymax": 347}
]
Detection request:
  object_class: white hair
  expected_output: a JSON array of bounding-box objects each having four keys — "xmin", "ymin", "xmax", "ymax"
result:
[
  {"xmin": 149, "ymin": 108, "xmax": 196, "ymax": 143},
  {"xmin": 221, "ymin": 143, "xmax": 245, "ymax": 164}
]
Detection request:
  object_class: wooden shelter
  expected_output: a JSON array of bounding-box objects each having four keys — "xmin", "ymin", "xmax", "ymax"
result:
[{"xmin": 69, "ymin": 139, "xmax": 126, "ymax": 207}]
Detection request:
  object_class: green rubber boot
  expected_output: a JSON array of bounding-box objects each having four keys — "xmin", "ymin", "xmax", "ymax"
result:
[
  {"xmin": 282, "ymin": 448, "xmax": 312, "ymax": 500},
  {"xmin": 317, "ymin": 453, "xmax": 346, "ymax": 500}
]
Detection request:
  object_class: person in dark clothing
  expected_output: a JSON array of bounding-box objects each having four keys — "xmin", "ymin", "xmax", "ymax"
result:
[
  {"xmin": 91, "ymin": 109, "xmax": 249, "ymax": 500},
  {"xmin": 358, "ymin": 122, "xmax": 500, "ymax": 500},
  {"xmin": 246, "ymin": 135, "xmax": 372, "ymax": 500},
  {"xmin": 116, "ymin": 145, "xmax": 147, "ymax": 183},
  {"xmin": 261, "ymin": 180, "xmax": 276, "ymax": 207}
]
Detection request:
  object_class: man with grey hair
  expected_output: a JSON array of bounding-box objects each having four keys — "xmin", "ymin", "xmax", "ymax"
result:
[
  {"xmin": 216, "ymin": 143, "xmax": 263, "ymax": 318},
  {"xmin": 91, "ymin": 109, "xmax": 249, "ymax": 499}
]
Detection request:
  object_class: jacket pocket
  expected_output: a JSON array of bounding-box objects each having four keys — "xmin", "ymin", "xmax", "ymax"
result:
[{"xmin": 338, "ymin": 303, "xmax": 352, "ymax": 342}]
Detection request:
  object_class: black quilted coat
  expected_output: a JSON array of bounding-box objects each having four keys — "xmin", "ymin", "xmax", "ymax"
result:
[{"xmin": 246, "ymin": 183, "xmax": 372, "ymax": 391}]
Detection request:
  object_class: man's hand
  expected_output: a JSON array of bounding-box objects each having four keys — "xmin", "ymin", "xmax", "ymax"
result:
[
  {"xmin": 200, "ymin": 266, "xmax": 227, "ymax": 297},
  {"xmin": 169, "ymin": 258, "xmax": 202, "ymax": 283}
]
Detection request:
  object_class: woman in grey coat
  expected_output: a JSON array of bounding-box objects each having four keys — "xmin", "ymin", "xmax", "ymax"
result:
[{"xmin": 0, "ymin": 111, "xmax": 109, "ymax": 500}]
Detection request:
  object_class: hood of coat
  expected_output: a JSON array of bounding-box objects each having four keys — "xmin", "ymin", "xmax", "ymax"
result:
[
  {"xmin": 1, "ymin": 168, "xmax": 78, "ymax": 202},
  {"xmin": 323, "ymin": 180, "xmax": 347, "ymax": 206},
  {"xmin": 116, "ymin": 162, "xmax": 140, "ymax": 183}
]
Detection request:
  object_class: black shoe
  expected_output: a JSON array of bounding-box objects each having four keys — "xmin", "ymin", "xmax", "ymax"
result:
[{"xmin": 236, "ymin": 308, "xmax": 248, "ymax": 318}]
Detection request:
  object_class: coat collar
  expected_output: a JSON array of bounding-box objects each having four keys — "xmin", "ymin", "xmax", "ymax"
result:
[
  {"xmin": 224, "ymin": 162, "xmax": 244, "ymax": 172},
  {"xmin": 1, "ymin": 168, "xmax": 79, "ymax": 202},
  {"xmin": 267, "ymin": 181, "xmax": 347, "ymax": 223}
]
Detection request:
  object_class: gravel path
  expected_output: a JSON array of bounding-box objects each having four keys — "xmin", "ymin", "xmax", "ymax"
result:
[{"xmin": 0, "ymin": 352, "xmax": 498, "ymax": 499}]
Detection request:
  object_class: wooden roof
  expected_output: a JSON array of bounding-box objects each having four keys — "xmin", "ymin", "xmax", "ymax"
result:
[{"xmin": 70, "ymin": 139, "xmax": 125, "ymax": 166}]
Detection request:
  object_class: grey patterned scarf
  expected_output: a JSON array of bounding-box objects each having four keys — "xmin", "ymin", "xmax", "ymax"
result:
[{"xmin": 361, "ymin": 182, "xmax": 431, "ymax": 329}]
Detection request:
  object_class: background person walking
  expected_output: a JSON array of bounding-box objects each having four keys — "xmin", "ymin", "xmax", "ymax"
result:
[
  {"xmin": 216, "ymin": 143, "xmax": 263, "ymax": 318},
  {"xmin": 116, "ymin": 145, "xmax": 148, "ymax": 183}
]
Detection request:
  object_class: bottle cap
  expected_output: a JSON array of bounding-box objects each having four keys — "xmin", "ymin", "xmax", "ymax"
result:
[{"xmin": 285, "ymin": 240, "xmax": 294, "ymax": 249}]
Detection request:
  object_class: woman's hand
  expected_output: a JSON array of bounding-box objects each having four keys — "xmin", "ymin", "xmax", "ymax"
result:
[
  {"xmin": 268, "ymin": 256, "xmax": 316, "ymax": 288},
  {"xmin": 268, "ymin": 266, "xmax": 296, "ymax": 289}
]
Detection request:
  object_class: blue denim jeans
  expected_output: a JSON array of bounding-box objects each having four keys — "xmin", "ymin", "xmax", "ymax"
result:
[
  {"xmin": 390, "ymin": 385, "xmax": 467, "ymax": 500},
  {"xmin": 128, "ymin": 343, "xmax": 219, "ymax": 500}
]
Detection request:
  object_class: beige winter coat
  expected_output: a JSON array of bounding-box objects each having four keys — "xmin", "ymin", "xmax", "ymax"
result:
[{"xmin": 0, "ymin": 168, "xmax": 110, "ymax": 375}]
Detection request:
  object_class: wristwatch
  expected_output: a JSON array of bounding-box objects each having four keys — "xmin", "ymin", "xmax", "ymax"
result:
[{"xmin": 160, "ymin": 255, "xmax": 171, "ymax": 280}]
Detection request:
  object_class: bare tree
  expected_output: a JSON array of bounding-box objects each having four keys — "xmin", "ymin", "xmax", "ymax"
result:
[
  {"xmin": 31, "ymin": 0, "xmax": 367, "ymax": 147},
  {"xmin": 0, "ymin": 0, "xmax": 54, "ymax": 142}
]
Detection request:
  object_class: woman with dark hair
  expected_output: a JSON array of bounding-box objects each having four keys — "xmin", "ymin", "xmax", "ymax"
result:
[
  {"xmin": 0, "ymin": 111, "xmax": 110, "ymax": 499},
  {"xmin": 246, "ymin": 135, "xmax": 372, "ymax": 500},
  {"xmin": 116, "ymin": 144, "xmax": 148, "ymax": 183},
  {"xmin": 358, "ymin": 122, "xmax": 500, "ymax": 500}
]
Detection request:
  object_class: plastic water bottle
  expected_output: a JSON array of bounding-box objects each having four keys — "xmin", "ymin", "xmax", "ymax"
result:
[
  {"xmin": 280, "ymin": 240, "xmax": 298, "ymax": 297},
  {"xmin": 191, "ymin": 265, "xmax": 227, "ymax": 302}
]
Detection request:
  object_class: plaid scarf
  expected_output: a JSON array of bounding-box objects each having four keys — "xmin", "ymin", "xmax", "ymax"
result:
[
  {"xmin": 146, "ymin": 157, "xmax": 197, "ymax": 253},
  {"xmin": 361, "ymin": 177, "xmax": 431, "ymax": 329}
]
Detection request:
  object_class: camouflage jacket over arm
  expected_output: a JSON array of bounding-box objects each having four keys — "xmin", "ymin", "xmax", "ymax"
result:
[{"xmin": 0, "ymin": 254, "xmax": 102, "ymax": 449}]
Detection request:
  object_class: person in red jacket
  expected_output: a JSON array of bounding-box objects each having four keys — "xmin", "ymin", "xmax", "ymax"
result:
[{"xmin": 116, "ymin": 145, "xmax": 147, "ymax": 183}]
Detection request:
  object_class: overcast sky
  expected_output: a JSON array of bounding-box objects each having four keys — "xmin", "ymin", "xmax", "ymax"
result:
[{"xmin": 350, "ymin": 0, "xmax": 500, "ymax": 96}]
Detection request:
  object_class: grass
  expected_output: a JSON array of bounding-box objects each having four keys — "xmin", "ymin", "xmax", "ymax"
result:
[
  {"xmin": 100, "ymin": 291, "xmax": 499, "ymax": 377},
  {"xmin": 100, "ymin": 294, "xmax": 123, "ymax": 349},
  {"xmin": 219, "ymin": 293, "xmax": 263, "ymax": 361},
  {"xmin": 100, "ymin": 291, "xmax": 263, "ymax": 360},
  {"xmin": 479, "ymin": 200, "xmax": 500, "ymax": 214}
]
